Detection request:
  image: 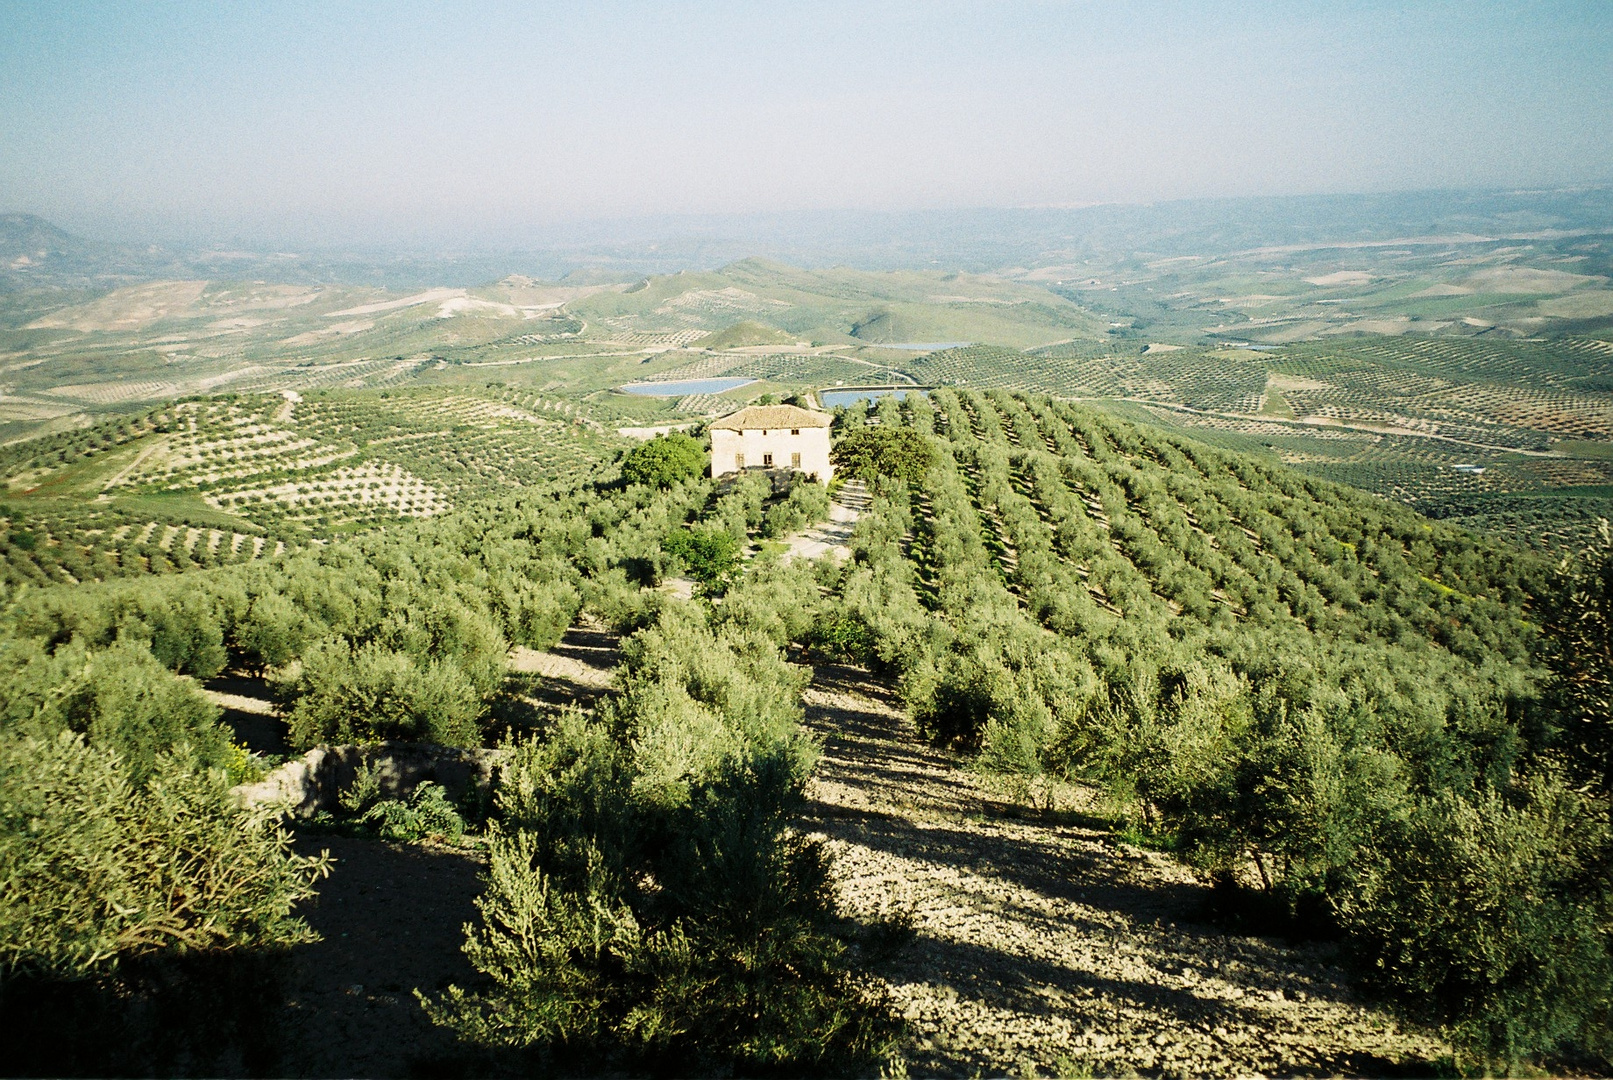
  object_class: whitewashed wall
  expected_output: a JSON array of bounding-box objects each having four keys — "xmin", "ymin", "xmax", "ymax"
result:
[{"xmin": 711, "ymin": 426, "xmax": 832, "ymax": 483}]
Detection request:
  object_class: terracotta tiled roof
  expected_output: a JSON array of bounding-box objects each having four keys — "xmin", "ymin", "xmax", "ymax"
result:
[{"xmin": 708, "ymin": 405, "xmax": 832, "ymax": 431}]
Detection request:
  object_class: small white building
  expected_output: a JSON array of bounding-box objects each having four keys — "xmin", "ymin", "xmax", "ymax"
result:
[{"xmin": 709, "ymin": 404, "xmax": 833, "ymax": 484}]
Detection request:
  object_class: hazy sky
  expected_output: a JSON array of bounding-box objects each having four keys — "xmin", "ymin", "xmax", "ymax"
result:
[{"xmin": 1, "ymin": 0, "xmax": 1610, "ymax": 246}]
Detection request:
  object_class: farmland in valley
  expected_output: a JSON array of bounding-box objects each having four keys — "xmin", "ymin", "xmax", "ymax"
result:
[{"xmin": 4, "ymin": 197, "xmax": 1613, "ymax": 562}]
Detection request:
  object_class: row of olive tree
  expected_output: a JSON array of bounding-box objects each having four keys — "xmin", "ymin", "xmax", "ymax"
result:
[{"xmin": 823, "ymin": 387, "xmax": 1610, "ymax": 1071}]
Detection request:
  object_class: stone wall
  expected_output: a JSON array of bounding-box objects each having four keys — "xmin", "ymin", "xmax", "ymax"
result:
[{"xmin": 232, "ymin": 742, "xmax": 505, "ymax": 818}]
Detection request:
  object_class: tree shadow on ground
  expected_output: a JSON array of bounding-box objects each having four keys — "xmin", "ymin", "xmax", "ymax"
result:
[
  {"xmin": 876, "ymin": 931, "xmax": 1437, "ymax": 1079},
  {"xmin": 796, "ymin": 663, "xmax": 1441, "ymax": 1078},
  {"xmin": 1, "ymin": 951, "xmax": 295, "ymax": 1078},
  {"xmin": 3, "ymin": 834, "xmax": 491, "ymax": 1079}
]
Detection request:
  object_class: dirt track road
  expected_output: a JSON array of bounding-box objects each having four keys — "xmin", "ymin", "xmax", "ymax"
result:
[
  {"xmin": 782, "ymin": 479, "xmax": 868, "ymax": 562},
  {"xmin": 798, "ymin": 665, "xmax": 1447, "ymax": 1078}
]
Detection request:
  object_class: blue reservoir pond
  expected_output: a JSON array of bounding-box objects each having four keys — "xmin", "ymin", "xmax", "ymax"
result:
[
  {"xmin": 619, "ymin": 378, "xmax": 756, "ymax": 397},
  {"xmin": 820, "ymin": 388, "xmax": 930, "ymax": 408}
]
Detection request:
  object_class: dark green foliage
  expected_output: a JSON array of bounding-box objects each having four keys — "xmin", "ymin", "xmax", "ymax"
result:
[
  {"xmin": 761, "ymin": 475, "xmax": 831, "ymax": 539},
  {"xmin": 1338, "ymin": 775, "xmax": 1613, "ymax": 1070},
  {"xmin": 620, "ymin": 432, "xmax": 707, "ymax": 488},
  {"xmin": 808, "ymin": 610, "xmax": 880, "ymax": 666},
  {"xmin": 1540, "ymin": 522, "xmax": 1613, "ymax": 791},
  {"xmin": 328, "ymin": 764, "xmax": 468, "ymax": 842},
  {"xmin": 423, "ymin": 606, "xmax": 895, "ymax": 1073},
  {"xmin": 0, "ymin": 637, "xmax": 230, "ymax": 786},
  {"xmin": 0, "ymin": 733, "xmax": 325, "ymax": 1077},
  {"xmin": 662, "ymin": 525, "xmax": 741, "ymax": 586},
  {"xmin": 831, "ymin": 425, "xmax": 936, "ymax": 484},
  {"xmin": 281, "ymin": 638, "xmax": 485, "ymax": 749},
  {"xmin": 352, "ymin": 784, "xmax": 467, "ymax": 843}
]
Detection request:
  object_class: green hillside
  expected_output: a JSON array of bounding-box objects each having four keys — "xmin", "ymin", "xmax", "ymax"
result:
[
  {"xmin": 0, "ymin": 386, "xmax": 630, "ymax": 590},
  {"xmin": 4, "ymin": 382, "xmax": 1610, "ymax": 1073},
  {"xmin": 692, "ymin": 319, "xmax": 800, "ymax": 349}
]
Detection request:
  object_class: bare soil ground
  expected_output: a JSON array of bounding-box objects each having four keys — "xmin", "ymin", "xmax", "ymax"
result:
[
  {"xmin": 230, "ymin": 631, "xmax": 1448, "ymax": 1077},
  {"xmin": 271, "ymin": 835, "xmax": 486, "ymax": 1078},
  {"xmin": 507, "ymin": 622, "xmax": 621, "ymax": 721},
  {"xmin": 782, "ymin": 478, "xmax": 868, "ymax": 562},
  {"xmin": 798, "ymin": 664, "xmax": 1448, "ymax": 1078}
]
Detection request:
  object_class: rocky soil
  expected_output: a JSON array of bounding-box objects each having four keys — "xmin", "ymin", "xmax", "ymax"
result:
[
  {"xmin": 226, "ymin": 624, "xmax": 1452, "ymax": 1077},
  {"xmin": 798, "ymin": 664, "xmax": 1449, "ymax": 1078}
]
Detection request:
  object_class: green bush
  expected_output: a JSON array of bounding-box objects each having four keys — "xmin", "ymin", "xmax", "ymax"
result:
[
  {"xmin": 808, "ymin": 610, "xmax": 880, "ymax": 666},
  {"xmin": 831, "ymin": 426, "xmax": 935, "ymax": 484},
  {"xmin": 762, "ymin": 477, "xmax": 830, "ymax": 539},
  {"xmin": 0, "ymin": 638, "xmax": 230, "ymax": 786},
  {"xmin": 0, "ymin": 732, "xmax": 328, "ymax": 981},
  {"xmin": 280, "ymin": 639, "xmax": 484, "ymax": 749},
  {"xmin": 357, "ymin": 783, "xmax": 467, "ymax": 843},
  {"xmin": 714, "ymin": 559, "xmax": 822, "ymax": 647},
  {"xmin": 662, "ymin": 526, "xmax": 741, "ymax": 586},
  {"xmin": 423, "ymin": 608, "xmax": 894, "ymax": 1073},
  {"xmin": 1338, "ymin": 775, "xmax": 1613, "ymax": 1071},
  {"xmin": 620, "ymin": 433, "xmax": 706, "ymax": 489},
  {"xmin": 8, "ymin": 578, "xmax": 235, "ymax": 678},
  {"xmin": 331, "ymin": 763, "xmax": 469, "ymax": 842},
  {"xmin": 1540, "ymin": 522, "xmax": 1613, "ymax": 791}
]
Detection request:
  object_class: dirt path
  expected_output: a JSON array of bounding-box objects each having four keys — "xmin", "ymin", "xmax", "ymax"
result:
[
  {"xmin": 97, "ymin": 433, "xmax": 170, "ymax": 493},
  {"xmin": 782, "ymin": 478, "xmax": 869, "ymax": 562},
  {"xmin": 798, "ymin": 665, "xmax": 1447, "ymax": 1078}
]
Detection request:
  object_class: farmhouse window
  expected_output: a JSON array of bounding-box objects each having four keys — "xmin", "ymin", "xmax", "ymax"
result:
[
  {"xmin": 791, "ymin": 452, "xmax": 801, "ymax": 469},
  {"xmin": 791, "ymin": 428, "xmax": 799, "ymax": 435},
  {"xmin": 735, "ymin": 453, "xmax": 745, "ymax": 469},
  {"xmin": 763, "ymin": 453, "xmax": 774, "ymax": 467}
]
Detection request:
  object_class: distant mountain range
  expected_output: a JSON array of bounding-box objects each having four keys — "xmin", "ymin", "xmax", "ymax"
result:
[{"xmin": 5, "ymin": 186, "xmax": 1612, "ymax": 293}]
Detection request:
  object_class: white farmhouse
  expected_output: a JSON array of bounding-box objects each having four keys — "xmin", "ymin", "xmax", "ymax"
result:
[{"xmin": 709, "ymin": 404, "xmax": 833, "ymax": 484}]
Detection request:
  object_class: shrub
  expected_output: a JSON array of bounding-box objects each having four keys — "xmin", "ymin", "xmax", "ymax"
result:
[
  {"xmin": 831, "ymin": 427, "xmax": 935, "ymax": 484},
  {"xmin": 1338, "ymin": 775, "xmax": 1613, "ymax": 1071},
  {"xmin": 808, "ymin": 610, "xmax": 880, "ymax": 666},
  {"xmin": 1539, "ymin": 522, "xmax": 1613, "ymax": 791},
  {"xmin": 662, "ymin": 526, "xmax": 741, "ymax": 586},
  {"xmin": 620, "ymin": 433, "xmax": 706, "ymax": 488},
  {"xmin": 761, "ymin": 477, "xmax": 830, "ymax": 539},
  {"xmin": 357, "ymin": 782, "xmax": 467, "ymax": 843},
  {"xmin": 280, "ymin": 639, "xmax": 484, "ymax": 749},
  {"xmin": 0, "ymin": 638, "xmax": 230, "ymax": 786},
  {"xmin": 423, "ymin": 609, "xmax": 894, "ymax": 1073},
  {"xmin": 0, "ymin": 732, "xmax": 328, "ymax": 981},
  {"xmin": 714, "ymin": 559, "xmax": 822, "ymax": 647}
]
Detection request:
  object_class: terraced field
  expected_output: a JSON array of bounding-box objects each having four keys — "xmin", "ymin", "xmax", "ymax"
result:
[{"xmin": 0, "ymin": 386, "xmax": 631, "ymax": 590}]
